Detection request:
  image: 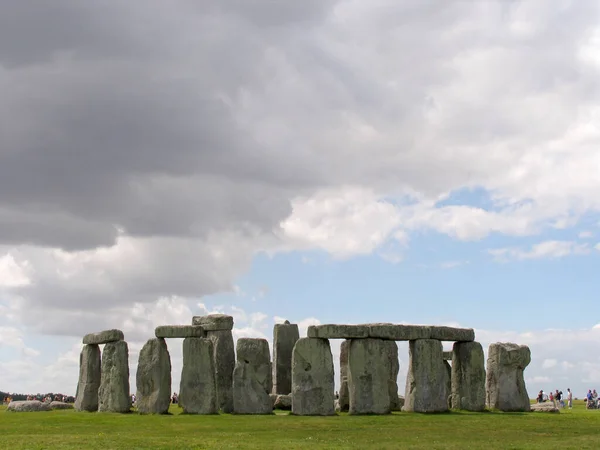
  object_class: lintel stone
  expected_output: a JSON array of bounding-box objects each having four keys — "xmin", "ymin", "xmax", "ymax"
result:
[
  {"xmin": 307, "ymin": 324, "xmax": 474, "ymax": 342},
  {"xmin": 82, "ymin": 329, "xmax": 124, "ymax": 345},
  {"xmin": 191, "ymin": 314, "xmax": 233, "ymax": 331},
  {"xmin": 155, "ymin": 325, "xmax": 204, "ymax": 339}
]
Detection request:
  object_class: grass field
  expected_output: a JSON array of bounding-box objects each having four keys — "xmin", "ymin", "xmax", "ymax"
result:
[{"xmin": 1, "ymin": 401, "xmax": 598, "ymax": 449}]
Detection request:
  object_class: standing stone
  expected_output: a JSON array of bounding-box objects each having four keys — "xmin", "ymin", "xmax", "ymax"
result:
[
  {"xmin": 338, "ymin": 340, "xmax": 350, "ymax": 412},
  {"xmin": 74, "ymin": 344, "xmax": 101, "ymax": 412},
  {"xmin": 486, "ymin": 342, "xmax": 531, "ymax": 412},
  {"xmin": 233, "ymin": 338, "xmax": 273, "ymax": 414},
  {"xmin": 444, "ymin": 360, "xmax": 452, "ymax": 408},
  {"xmin": 291, "ymin": 338, "xmax": 335, "ymax": 416},
  {"xmin": 191, "ymin": 314, "xmax": 235, "ymax": 413},
  {"xmin": 451, "ymin": 341, "xmax": 486, "ymax": 411},
  {"xmin": 272, "ymin": 320, "xmax": 300, "ymax": 395},
  {"xmin": 98, "ymin": 340, "xmax": 131, "ymax": 413},
  {"xmin": 348, "ymin": 338, "xmax": 392, "ymax": 414},
  {"xmin": 404, "ymin": 339, "xmax": 449, "ymax": 413},
  {"xmin": 179, "ymin": 337, "xmax": 218, "ymax": 414},
  {"xmin": 384, "ymin": 340, "xmax": 401, "ymax": 411},
  {"xmin": 136, "ymin": 338, "xmax": 172, "ymax": 414}
]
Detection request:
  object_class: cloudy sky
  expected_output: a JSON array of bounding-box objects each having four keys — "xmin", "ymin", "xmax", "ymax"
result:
[{"xmin": 1, "ymin": 0, "xmax": 600, "ymax": 399}]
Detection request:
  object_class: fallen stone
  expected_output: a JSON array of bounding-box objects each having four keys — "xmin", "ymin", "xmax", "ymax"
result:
[
  {"xmin": 348, "ymin": 338, "xmax": 392, "ymax": 414},
  {"xmin": 136, "ymin": 338, "xmax": 172, "ymax": 414},
  {"xmin": 191, "ymin": 314, "xmax": 233, "ymax": 331},
  {"xmin": 83, "ymin": 329, "xmax": 124, "ymax": 345},
  {"xmin": 338, "ymin": 340, "xmax": 350, "ymax": 412},
  {"xmin": 179, "ymin": 337, "xmax": 218, "ymax": 414},
  {"xmin": 486, "ymin": 342, "xmax": 531, "ymax": 412},
  {"xmin": 7, "ymin": 400, "xmax": 51, "ymax": 412},
  {"xmin": 450, "ymin": 341, "xmax": 486, "ymax": 411},
  {"xmin": 307, "ymin": 324, "xmax": 368, "ymax": 339},
  {"xmin": 272, "ymin": 321, "xmax": 300, "ymax": 395},
  {"xmin": 155, "ymin": 325, "xmax": 204, "ymax": 339},
  {"xmin": 307, "ymin": 324, "xmax": 474, "ymax": 342},
  {"xmin": 233, "ymin": 338, "xmax": 273, "ymax": 414},
  {"xmin": 291, "ymin": 338, "xmax": 335, "ymax": 416},
  {"xmin": 74, "ymin": 344, "xmax": 101, "ymax": 412},
  {"xmin": 50, "ymin": 401, "xmax": 73, "ymax": 410},
  {"xmin": 404, "ymin": 339, "xmax": 449, "ymax": 413},
  {"xmin": 98, "ymin": 340, "xmax": 131, "ymax": 413},
  {"xmin": 205, "ymin": 329, "xmax": 235, "ymax": 413},
  {"xmin": 530, "ymin": 402, "xmax": 560, "ymax": 413},
  {"xmin": 274, "ymin": 394, "xmax": 292, "ymax": 410}
]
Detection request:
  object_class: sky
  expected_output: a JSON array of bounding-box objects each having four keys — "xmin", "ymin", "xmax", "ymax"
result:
[{"xmin": 1, "ymin": 0, "xmax": 600, "ymax": 400}]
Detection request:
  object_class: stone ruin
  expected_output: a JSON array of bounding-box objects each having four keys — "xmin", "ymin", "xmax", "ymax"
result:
[{"xmin": 72, "ymin": 317, "xmax": 532, "ymax": 416}]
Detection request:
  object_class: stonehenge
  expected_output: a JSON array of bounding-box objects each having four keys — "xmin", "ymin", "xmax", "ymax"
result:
[
  {"xmin": 232, "ymin": 338, "xmax": 273, "ymax": 414},
  {"xmin": 192, "ymin": 314, "xmax": 235, "ymax": 413},
  {"xmin": 486, "ymin": 342, "xmax": 531, "ymax": 412},
  {"xmin": 136, "ymin": 338, "xmax": 172, "ymax": 414},
  {"xmin": 179, "ymin": 337, "xmax": 218, "ymax": 414},
  {"xmin": 272, "ymin": 320, "xmax": 299, "ymax": 395},
  {"xmin": 73, "ymin": 320, "xmax": 532, "ymax": 417}
]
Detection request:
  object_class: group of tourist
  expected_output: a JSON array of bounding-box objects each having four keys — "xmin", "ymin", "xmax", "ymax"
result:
[
  {"xmin": 536, "ymin": 388, "xmax": 573, "ymax": 408},
  {"xmin": 585, "ymin": 389, "xmax": 599, "ymax": 409},
  {"xmin": 3, "ymin": 394, "xmax": 72, "ymax": 404}
]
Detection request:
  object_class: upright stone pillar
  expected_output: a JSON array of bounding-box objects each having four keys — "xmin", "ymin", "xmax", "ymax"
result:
[
  {"xmin": 272, "ymin": 320, "xmax": 300, "ymax": 395},
  {"xmin": 384, "ymin": 340, "xmax": 401, "ymax": 411},
  {"xmin": 348, "ymin": 338, "xmax": 392, "ymax": 414},
  {"xmin": 450, "ymin": 341, "xmax": 485, "ymax": 411},
  {"xmin": 136, "ymin": 338, "xmax": 172, "ymax": 414},
  {"xmin": 338, "ymin": 340, "xmax": 350, "ymax": 412},
  {"xmin": 404, "ymin": 339, "xmax": 449, "ymax": 413},
  {"xmin": 192, "ymin": 314, "xmax": 235, "ymax": 413},
  {"xmin": 74, "ymin": 344, "xmax": 101, "ymax": 412},
  {"xmin": 179, "ymin": 337, "xmax": 218, "ymax": 414},
  {"xmin": 98, "ymin": 340, "xmax": 131, "ymax": 413},
  {"xmin": 291, "ymin": 338, "xmax": 335, "ymax": 416},
  {"xmin": 233, "ymin": 338, "xmax": 273, "ymax": 414},
  {"xmin": 486, "ymin": 342, "xmax": 531, "ymax": 412}
]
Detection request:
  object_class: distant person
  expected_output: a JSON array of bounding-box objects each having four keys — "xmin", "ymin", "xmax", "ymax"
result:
[
  {"xmin": 567, "ymin": 388, "xmax": 573, "ymax": 409},
  {"xmin": 537, "ymin": 390, "xmax": 544, "ymax": 403}
]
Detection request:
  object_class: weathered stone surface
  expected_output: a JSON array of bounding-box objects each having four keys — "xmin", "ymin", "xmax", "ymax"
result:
[
  {"xmin": 442, "ymin": 351, "xmax": 453, "ymax": 360},
  {"xmin": 206, "ymin": 329, "xmax": 235, "ymax": 413},
  {"xmin": 404, "ymin": 339, "xmax": 449, "ymax": 413},
  {"xmin": 367, "ymin": 324, "xmax": 430, "ymax": 341},
  {"xmin": 384, "ymin": 340, "xmax": 401, "ymax": 412},
  {"xmin": 233, "ymin": 338, "xmax": 273, "ymax": 414},
  {"xmin": 98, "ymin": 340, "xmax": 131, "ymax": 413},
  {"xmin": 272, "ymin": 321, "xmax": 300, "ymax": 395},
  {"xmin": 50, "ymin": 401, "xmax": 73, "ymax": 410},
  {"xmin": 450, "ymin": 341, "xmax": 486, "ymax": 411},
  {"xmin": 486, "ymin": 342, "xmax": 531, "ymax": 412},
  {"xmin": 430, "ymin": 326, "xmax": 475, "ymax": 342},
  {"xmin": 155, "ymin": 325, "xmax": 204, "ymax": 339},
  {"xmin": 136, "ymin": 338, "xmax": 172, "ymax": 414},
  {"xmin": 348, "ymin": 339, "xmax": 392, "ymax": 414},
  {"xmin": 307, "ymin": 325, "xmax": 368, "ymax": 339},
  {"xmin": 338, "ymin": 340, "xmax": 350, "ymax": 412},
  {"xmin": 444, "ymin": 360, "xmax": 452, "ymax": 408},
  {"xmin": 269, "ymin": 393, "xmax": 278, "ymax": 407},
  {"xmin": 83, "ymin": 329, "xmax": 124, "ymax": 345},
  {"xmin": 74, "ymin": 344, "xmax": 101, "ymax": 412},
  {"xmin": 7, "ymin": 400, "xmax": 51, "ymax": 412},
  {"xmin": 179, "ymin": 337, "xmax": 218, "ymax": 414},
  {"xmin": 191, "ymin": 314, "xmax": 233, "ymax": 331},
  {"xmin": 531, "ymin": 402, "xmax": 560, "ymax": 413},
  {"xmin": 274, "ymin": 394, "xmax": 292, "ymax": 410},
  {"xmin": 291, "ymin": 338, "xmax": 335, "ymax": 416},
  {"xmin": 308, "ymin": 324, "xmax": 474, "ymax": 342}
]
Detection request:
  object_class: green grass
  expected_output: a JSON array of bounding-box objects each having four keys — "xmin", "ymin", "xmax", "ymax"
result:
[{"xmin": 1, "ymin": 401, "xmax": 599, "ymax": 449}]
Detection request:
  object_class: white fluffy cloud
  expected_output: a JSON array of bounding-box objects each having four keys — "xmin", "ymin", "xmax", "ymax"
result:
[{"xmin": 1, "ymin": 1, "xmax": 600, "ymax": 394}]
